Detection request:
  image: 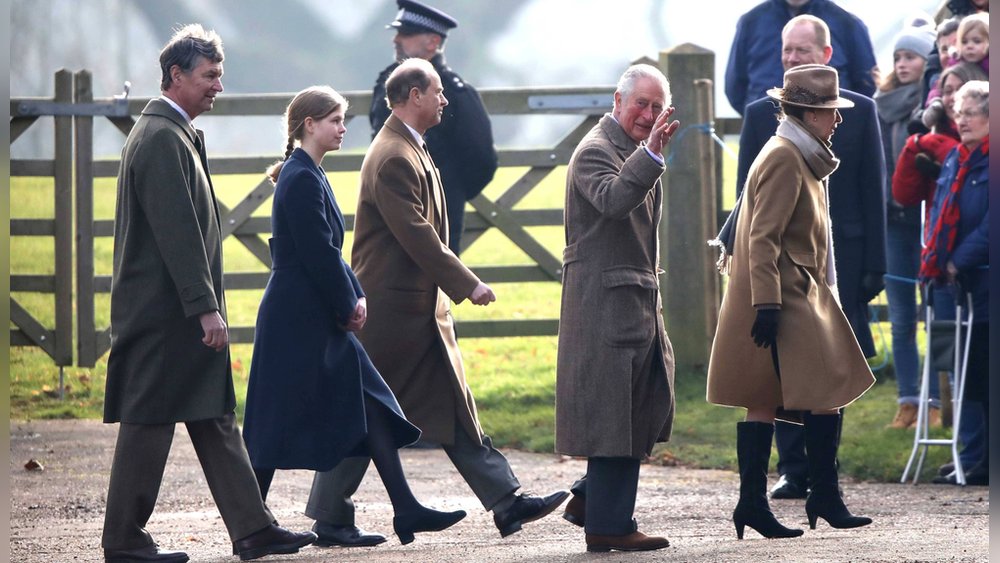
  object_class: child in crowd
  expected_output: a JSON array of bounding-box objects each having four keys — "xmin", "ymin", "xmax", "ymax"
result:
[
  {"xmin": 956, "ymin": 12, "xmax": 988, "ymax": 73},
  {"xmin": 923, "ymin": 18, "xmax": 960, "ymax": 105}
]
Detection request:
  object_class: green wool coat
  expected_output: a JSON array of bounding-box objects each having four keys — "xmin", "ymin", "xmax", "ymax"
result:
[
  {"xmin": 104, "ymin": 99, "xmax": 235, "ymax": 424},
  {"xmin": 555, "ymin": 115, "xmax": 676, "ymax": 459}
]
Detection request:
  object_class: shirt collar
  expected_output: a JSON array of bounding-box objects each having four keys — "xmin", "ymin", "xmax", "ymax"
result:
[
  {"xmin": 159, "ymin": 95, "xmax": 192, "ymax": 124},
  {"xmin": 400, "ymin": 120, "xmax": 425, "ymax": 147}
]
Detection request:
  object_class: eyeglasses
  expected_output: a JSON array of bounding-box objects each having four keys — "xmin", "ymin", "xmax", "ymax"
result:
[{"xmin": 955, "ymin": 109, "xmax": 986, "ymax": 120}]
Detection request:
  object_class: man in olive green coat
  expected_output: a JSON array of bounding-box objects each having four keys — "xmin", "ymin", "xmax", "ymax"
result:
[
  {"xmin": 556, "ymin": 64, "xmax": 679, "ymax": 553},
  {"xmin": 102, "ymin": 24, "xmax": 314, "ymax": 563},
  {"xmin": 305, "ymin": 58, "xmax": 568, "ymax": 547}
]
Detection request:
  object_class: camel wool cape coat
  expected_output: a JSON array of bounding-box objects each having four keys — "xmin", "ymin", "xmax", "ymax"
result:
[
  {"xmin": 351, "ymin": 114, "xmax": 483, "ymax": 446},
  {"xmin": 556, "ymin": 115, "xmax": 675, "ymax": 459},
  {"xmin": 105, "ymin": 99, "xmax": 235, "ymax": 424},
  {"xmin": 707, "ymin": 134, "xmax": 874, "ymax": 412}
]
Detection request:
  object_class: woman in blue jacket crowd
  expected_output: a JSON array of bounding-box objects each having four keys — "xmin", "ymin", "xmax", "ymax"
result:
[
  {"xmin": 242, "ymin": 86, "xmax": 465, "ymax": 543},
  {"xmin": 919, "ymin": 80, "xmax": 989, "ymax": 486}
]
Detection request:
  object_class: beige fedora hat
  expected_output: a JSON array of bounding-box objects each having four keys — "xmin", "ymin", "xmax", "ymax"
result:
[{"xmin": 766, "ymin": 64, "xmax": 854, "ymax": 109}]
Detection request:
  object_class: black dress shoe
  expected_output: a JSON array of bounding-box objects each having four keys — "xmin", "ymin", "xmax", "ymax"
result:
[
  {"xmin": 770, "ymin": 474, "xmax": 808, "ymax": 499},
  {"xmin": 932, "ymin": 463, "xmax": 988, "ymax": 486},
  {"xmin": 312, "ymin": 522, "xmax": 387, "ymax": 547},
  {"xmin": 493, "ymin": 490, "xmax": 570, "ymax": 538},
  {"xmin": 234, "ymin": 524, "xmax": 317, "ymax": 561},
  {"xmin": 104, "ymin": 544, "xmax": 189, "ymax": 563},
  {"xmin": 392, "ymin": 506, "xmax": 466, "ymax": 544},
  {"xmin": 562, "ymin": 494, "xmax": 585, "ymax": 527}
]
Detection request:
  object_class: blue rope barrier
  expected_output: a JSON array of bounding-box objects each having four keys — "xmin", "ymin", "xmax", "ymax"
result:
[{"xmin": 665, "ymin": 122, "xmax": 736, "ymax": 166}]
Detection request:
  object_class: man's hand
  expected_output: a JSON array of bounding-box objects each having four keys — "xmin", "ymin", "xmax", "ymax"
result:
[
  {"xmin": 199, "ymin": 311, "xmax": 228, "ymax": 352},
  {"xmin": 945, "ymin": 260, "xmax": 959, "ymax": 285},
  {"xmin": 343, "ymin": 297, "xmax": 367, "ymax": 332},
  {"xmin": 469, "ymin": 282, "xmax": 496, "ymax": 306},
  {"xmin": 860, "ymin": 271, "xmax": 885, "ymax": 303},
  {"xmin": 750, "ymin": 308, "xmax": 779, "ymax": 349},
  {"xmin": 645, "ymin": 106, "xmax": 681, "ymax": 156}
]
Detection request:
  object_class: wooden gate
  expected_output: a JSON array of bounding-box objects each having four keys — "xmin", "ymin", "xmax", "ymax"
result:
[{"xmin": 13, "ymin": 48, "xmax": 728, "ymax": 371}]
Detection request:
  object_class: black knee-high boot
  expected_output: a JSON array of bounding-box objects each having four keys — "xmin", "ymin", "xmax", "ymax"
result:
[
  {"xmin": 803, "ymin": 413, "xmax": 872, "ymax": 529},
  {"xmin": 733, "ymin": 422, "xmax": 803, "ymax": 539}
]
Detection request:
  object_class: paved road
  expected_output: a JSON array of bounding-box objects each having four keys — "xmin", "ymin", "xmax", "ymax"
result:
[{"xmin": 9, "ymin": 420, "xmax": 990, "ymax": 562}]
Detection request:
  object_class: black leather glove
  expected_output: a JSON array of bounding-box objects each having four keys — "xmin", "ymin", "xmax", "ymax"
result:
[
  {"xmin": 750, "ymin": 308, "xmax": 779, "ymax": 349},
  {"xmin": 860, "ymin": 271, "xmax": 885, "ymax": 303}
]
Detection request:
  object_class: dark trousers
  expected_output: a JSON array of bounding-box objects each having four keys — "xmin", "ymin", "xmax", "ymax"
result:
[
  {"xmin": 582, "ymin": 457, "xmax": 641, "ymax": 536},
  {"xmin": 102, "ymin": 413, "xmax": 273, "ymax": 550},
  {"xmin": 305, "ymin": 421, "xmax": 520, "ymax": 525},
  {"xmin": 774, "ymin": 421, "xmax": 808, "ymax": 483}
]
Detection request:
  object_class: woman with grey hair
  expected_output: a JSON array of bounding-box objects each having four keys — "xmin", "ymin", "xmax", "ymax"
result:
[{"xmin": 918, "ymin": 80, "xmax": 989, "ymax": 486}]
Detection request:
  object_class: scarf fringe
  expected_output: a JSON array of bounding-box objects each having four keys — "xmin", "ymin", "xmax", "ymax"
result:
[{"xmin": 707, "ymin": 237, "xmax": 731, "ymax": 275}]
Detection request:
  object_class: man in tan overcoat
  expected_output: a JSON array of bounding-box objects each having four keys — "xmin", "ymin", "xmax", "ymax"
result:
[
  {"xmin": 555, "ymin": 64, "xmax": 680, "ymax": 553},
  {"xmin": 305, "ymin": 58, "xmax": 568, "ymax": 547},
  {"xmin": 102, "ymin": 24, "xmax": 315, "ymax": 563}
]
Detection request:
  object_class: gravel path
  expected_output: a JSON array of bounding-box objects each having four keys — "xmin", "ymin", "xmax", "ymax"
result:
[{"xmin": 10, "ymin": 420, "xmax": 990, "ymax": 562}]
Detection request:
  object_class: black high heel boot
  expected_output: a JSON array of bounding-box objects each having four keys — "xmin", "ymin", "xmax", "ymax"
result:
[
  {"xmin": 733, "ymin": 422, "xmax": 804, "ymax": 539},
  {"xmin": 803, "ymin": 412, "xmax": 872, "ymax": 529},
  {"xmin": 392, "ymin": 506, "xmax": 467, "ymax": 545}
]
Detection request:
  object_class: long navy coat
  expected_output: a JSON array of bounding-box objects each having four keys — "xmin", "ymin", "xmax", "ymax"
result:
[
  {"xmin": 737, "ymin": 89, "xmax": 886, "ymax": 357},
  {"xmin": 243, "ymin": 148, "xmax": 419, "ymax": 471}
]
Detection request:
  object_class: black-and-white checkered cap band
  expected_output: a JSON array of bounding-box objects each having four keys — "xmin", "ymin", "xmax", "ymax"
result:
[{"xmin": 393, "ymin": 8, "xmax": 451, "ymax": 36}]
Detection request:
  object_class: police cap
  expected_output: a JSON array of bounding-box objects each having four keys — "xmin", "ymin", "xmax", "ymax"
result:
[{"xmin": 387, "ymin": 0, "xmax": 458, "ymax": 37}]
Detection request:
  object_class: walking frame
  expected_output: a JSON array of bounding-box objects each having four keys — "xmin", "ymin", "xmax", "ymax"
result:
[{"xmin": 900, "ymin": 285, "xmax": 973, "ymax": 485}]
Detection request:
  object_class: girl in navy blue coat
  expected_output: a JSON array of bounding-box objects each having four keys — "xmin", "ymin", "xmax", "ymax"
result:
[{"xmin": 243, "ymin": 86, "xmax": 464, "ymax": 543}]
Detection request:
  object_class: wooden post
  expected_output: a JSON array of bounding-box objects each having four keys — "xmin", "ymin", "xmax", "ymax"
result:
[
  {"xmin": 658, "ymin": 44, "xmax": 719, "ymax": 371},
  {"xmin": 53, "ymin": 70, "xmax": 74, "ymax": 371},
  {"xmin": 75, "ymin": 70, "xmax": 98, "ymax": 367}
]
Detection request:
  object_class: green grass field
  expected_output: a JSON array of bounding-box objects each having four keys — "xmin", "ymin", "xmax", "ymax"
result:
[{"xmin": 10, "ymin": 146, "xmax": 952, "ymax": 482}]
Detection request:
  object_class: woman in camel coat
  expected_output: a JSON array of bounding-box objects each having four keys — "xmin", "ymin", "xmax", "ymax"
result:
[{"xmin": 707, "ymin": 65, "xmax": 874, "ymax": 541}]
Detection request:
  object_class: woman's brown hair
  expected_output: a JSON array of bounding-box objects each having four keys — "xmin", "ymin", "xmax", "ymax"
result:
[{"xmin": 266, "ymin": 86, "xmax": 348, "ymax": 183}]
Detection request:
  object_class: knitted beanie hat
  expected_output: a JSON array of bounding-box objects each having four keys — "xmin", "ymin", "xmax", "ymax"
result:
[{"xmin": 894, "ymin": 25, "xmax": 937, "ymax": 59}]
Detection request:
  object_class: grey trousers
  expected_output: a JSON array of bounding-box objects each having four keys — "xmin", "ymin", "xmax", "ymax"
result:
[
  {"xmin": 305, "ymin": 423, "xmax": 520, "ymax": 525},
  {"xmin": 102, "ymin": 413, "xmax": 274, "ymax": 550}
]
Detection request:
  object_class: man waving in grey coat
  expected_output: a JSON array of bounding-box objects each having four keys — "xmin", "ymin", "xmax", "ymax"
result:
[{"xmin": 556, "ymin": 64, "xmax": 679, "ymax": 553}]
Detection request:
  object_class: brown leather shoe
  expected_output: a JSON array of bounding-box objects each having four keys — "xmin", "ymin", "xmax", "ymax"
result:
[
  {"xmin": 585, "ymin": 531, "xmax": 670, "ymax": 552},
  {"xmin": 887, "ymin": 403, "xmax": 918, "ymax": 429},
  {"xmin": 562, "ymin": 494, "xmax": 584, "ymax": 527},
  {"xmin": 234, "ymin": 524, "xmax": 317, "ymax": 561}
]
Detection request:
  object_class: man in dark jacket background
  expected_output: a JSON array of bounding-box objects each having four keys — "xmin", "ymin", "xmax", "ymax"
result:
[
  {"xmin": 369, "ymin": 0, "xmax": 498, "ymax": 255},
  {"xmin": 102, "ymin": 23, "xmax": 315, "ymax": 563},
  {"xmin": 734, "ymin": 14, "xmax": 886, "ymax": 500},
  {"xmin": 725, "ymin": 0, "xmax": 879, "ymax": 116}
]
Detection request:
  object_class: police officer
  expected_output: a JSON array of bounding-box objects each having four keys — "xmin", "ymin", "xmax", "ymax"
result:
[{"xmin": 370, "ymin": 0, "xmax": 498, "ymax": 254}]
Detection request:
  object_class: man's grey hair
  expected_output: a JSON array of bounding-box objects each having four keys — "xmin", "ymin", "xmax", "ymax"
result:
[
  {"xmin": 159, "ymin": 23, "xmax": 224, "ymax": 91},
  {"xmin": 955, "ymin": 80, "xmax": 989, "ymax": 117},
  {"xmin": 616, "ymin": 64, "xmax": 671, "ymax": 106}
]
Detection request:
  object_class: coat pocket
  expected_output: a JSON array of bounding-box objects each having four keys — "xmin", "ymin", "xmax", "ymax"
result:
[
  {"xmin": 601, "ymin": 266, "xmax": 657, "ymax": 347},
  {"xmin": 784, "ymin": 251, "xmax": 817, "ymax": 297}
]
